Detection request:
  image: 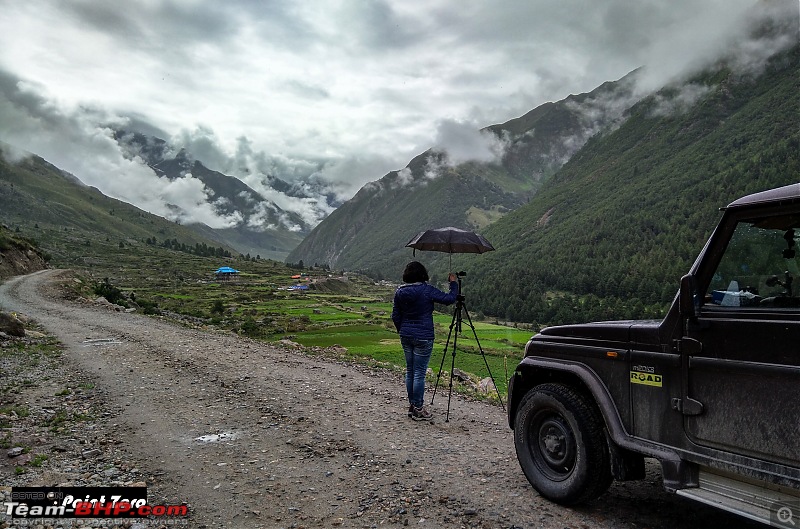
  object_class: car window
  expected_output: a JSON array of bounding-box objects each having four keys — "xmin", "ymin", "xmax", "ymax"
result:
[{"xmin": 707, "ymin": 215, "xmax": 800, "ymax": 308}]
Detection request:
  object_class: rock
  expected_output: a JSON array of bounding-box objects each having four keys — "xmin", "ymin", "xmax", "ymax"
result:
[
  {"xmin": 81, "ymin": 448, "xmax": 102, "ymax": 458},
  {"xmin": 7, "ymin": 447, "xmax": 25, "ymax": 457},
  {"xmin": 478, "ymin": 377, "xmax": 495, "ymax": 394},
  {"xmin": 452, "ymin": 368, "xmax": 471, "ymax": 382},
  {"xmin": 0, "ymin": 311, "xmax": 25, "ymax": 337}
]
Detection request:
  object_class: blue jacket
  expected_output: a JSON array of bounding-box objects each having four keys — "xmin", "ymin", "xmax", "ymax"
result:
[{"xmin": 391, "ymin": 281, "xmax": 458, "ymax": 340}]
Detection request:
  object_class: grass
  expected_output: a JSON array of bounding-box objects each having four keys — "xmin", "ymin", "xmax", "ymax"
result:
[
  {"xmin": 282, "ymin": 309, "xmax": 532, "ymax": 396},
  {"xmin": 0, "ymin": 405, "xmax": 30, "ymax": 418},
  {"xmin": 30, "ymin": 454, "xmax": 48, "ymax": 467},
  {"xmin": 44, "ymin": 410, "xmax": 69, "ymax": 432}
]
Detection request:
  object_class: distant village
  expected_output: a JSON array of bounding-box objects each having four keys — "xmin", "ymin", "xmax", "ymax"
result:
[{"xmin": 212, "ymin": 265, "xmax": 362, "ymax": 292}]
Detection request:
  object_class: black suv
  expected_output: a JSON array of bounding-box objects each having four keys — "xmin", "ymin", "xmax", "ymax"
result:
[{"xmin": 508, "ymin": 183, "xmax": 800, "ymax": 526}]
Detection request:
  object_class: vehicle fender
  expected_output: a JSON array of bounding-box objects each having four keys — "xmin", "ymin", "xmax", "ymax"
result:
[{"xmin": 510, "ymin": 356, "xmax": 689, "ymax": 488}]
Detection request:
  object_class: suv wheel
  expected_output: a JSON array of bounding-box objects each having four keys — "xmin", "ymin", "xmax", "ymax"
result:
[{"xmin": 514, "ymin": 383, "xmax": 612, "ymax": 504}]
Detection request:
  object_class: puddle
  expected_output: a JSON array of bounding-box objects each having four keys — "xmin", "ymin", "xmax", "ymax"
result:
[
  {"xmin": 194, "ymin": 432, "xmax": 240, "ymax": 444},
  {"xmin": 82, "ymin": 338, "xmax": 123, "ymax": 347}
]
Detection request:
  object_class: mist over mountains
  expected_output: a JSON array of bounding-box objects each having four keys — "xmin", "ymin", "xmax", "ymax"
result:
[
  {"xmin": 288, "ymin": 1, "xmax": 798, "ymax": 277},
  {"xmin": 287, "ymin": 68, "xmax": 644, "ymax": 271},
  {"xmin": 112, "ymin": 130, "xmax": 319, "ymax": 259}
]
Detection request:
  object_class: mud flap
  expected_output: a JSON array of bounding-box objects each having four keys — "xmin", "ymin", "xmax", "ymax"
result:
[{"xmin": 607, "ymin": 433, "xmax": 646, "ymax": 481}]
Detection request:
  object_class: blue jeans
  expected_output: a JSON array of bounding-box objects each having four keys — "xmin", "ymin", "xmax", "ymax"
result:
[{"xmin": 401, "ymin": 336, "xmax": 434, "ymax": 408}]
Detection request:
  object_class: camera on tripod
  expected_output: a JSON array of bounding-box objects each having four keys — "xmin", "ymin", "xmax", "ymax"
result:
[{"xmin": 432, "ymin": 267, "xmax": 505, "ymax": 421}]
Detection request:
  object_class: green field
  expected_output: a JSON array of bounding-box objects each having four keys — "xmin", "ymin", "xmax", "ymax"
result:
[{"xmin": 281, "ymin": 307, "xmax": 531, "ymax": 397}]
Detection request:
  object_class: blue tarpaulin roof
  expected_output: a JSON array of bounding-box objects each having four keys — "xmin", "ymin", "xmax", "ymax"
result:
[{"xmin": 215, "ymin": 266, "xmax": 239, "ymax": 274}]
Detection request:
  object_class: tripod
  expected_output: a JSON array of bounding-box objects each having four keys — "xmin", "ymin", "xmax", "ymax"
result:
[{"xmin": 431, "ymin": 274, "xmax": 505, "ymax": 422}]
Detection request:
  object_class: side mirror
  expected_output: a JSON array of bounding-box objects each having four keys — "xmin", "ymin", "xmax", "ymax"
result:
[{"xmin": 679, "ymin": 274, "xmax": 701, "ymax": 319}]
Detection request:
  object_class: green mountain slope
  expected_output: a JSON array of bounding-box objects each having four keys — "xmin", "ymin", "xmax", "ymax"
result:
[
  {"xmin": 287, "ymin": 72, "xmax": 640, "ymax": 274},
  {"xmin": 288, "ymin": 150, "xmax": 530, "ymax": 273},
  {"xmin": 462, "ymin": 43, "xmax": 800, "ymax": 325},
  {"xmin": 0, "ymin": 146, "xmax": 236, "ymax": 264}
]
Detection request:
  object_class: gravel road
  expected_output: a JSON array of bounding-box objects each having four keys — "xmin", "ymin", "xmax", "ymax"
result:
[{"xmin": 0, "ymin": 269, "xmax": 762, "ymax": 528}]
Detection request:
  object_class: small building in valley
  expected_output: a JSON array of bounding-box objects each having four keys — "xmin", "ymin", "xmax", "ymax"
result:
[{"xmin": 214, "ymin": 266, "xmax": 240, "ymax": 281}]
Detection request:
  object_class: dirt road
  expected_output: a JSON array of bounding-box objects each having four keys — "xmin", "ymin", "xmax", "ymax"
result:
[{"xmin": 0, "ymin": 270, "xmax": 760, "ymax": 528}]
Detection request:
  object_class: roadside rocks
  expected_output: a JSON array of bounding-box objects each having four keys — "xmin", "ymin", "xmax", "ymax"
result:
[
  {"xmin": 0, "ymin": 311, "xmax": 24, "ymax": 336},
  {"xmin": 0, "ymin": 331, "xmax": 151, "ymax": 492}
]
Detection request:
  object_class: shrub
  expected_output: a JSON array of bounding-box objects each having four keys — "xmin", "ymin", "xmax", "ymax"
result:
[{"xmin": 93, "ymin": 278, "xmax": 126, "ymax": 306}]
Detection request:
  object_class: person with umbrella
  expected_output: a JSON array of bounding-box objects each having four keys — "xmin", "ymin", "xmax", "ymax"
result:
[{"xmin": 392, "ymin": 261, "xmax": 458, "ymax": 421}]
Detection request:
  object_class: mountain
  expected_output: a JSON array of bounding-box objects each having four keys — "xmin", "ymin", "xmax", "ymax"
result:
[
  {"xmin": 0, "ymin": 144, "xmax": 236, "ymax": 263},
  {"xmin": 462, "ymin": 39, "xmax": 800, "ymax": 325},
  {"xmin": 289, "ymin": 4, "xmax": 798, "ymax": 325},
  {"xmin": 114, "ymin": 131, "xmax": 309, "ymax": 260},
  {"xmin": 287, "ymin": 70, "xmax": 641, "ymax": 273}
]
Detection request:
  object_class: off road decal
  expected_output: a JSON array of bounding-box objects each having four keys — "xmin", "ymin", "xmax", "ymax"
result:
[{"xmin": 630, "ymin": 371, "xmax": 662, "ymax": 387}]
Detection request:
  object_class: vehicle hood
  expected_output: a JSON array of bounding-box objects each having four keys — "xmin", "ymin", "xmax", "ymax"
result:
[{"xmin": 527, "ymin": 319, "xmax": 662, "ymax": 354}]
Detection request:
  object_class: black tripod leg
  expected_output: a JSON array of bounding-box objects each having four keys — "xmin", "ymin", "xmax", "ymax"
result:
[
  {"xmin": 445, "ymin": 306, "xmax": 460, "ymax": 423},
  {"xmin": 461, "ymin": 304, "xmax": 506, "ymax": 410},
  {"xmin": 431, "ymin": 307, "xmax": 458, "ymax": 405}
]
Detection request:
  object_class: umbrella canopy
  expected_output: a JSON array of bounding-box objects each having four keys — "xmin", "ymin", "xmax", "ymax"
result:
[{"xmin": 405, "ymin": 227, "xmax": 495, "ymax": 254}]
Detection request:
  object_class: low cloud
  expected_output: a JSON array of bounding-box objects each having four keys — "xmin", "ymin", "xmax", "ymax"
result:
[
  {"xmin": 648, "ymin": 83, "xmax": 713, "ymax": 118},
  {"xmin": 633, "ymin": 0, "xmax": 797, "ymax": 93},
  {"xmin": 171, "ymin": 128, "xmax": 404, "ymax": 227},
  {"xmin": 726, "ymin": 1, "xmax": 798, "ymax": 77},
  {"xmin": 0, "ymin": 71, "xmax": 380, "ymax": 231},
  {"xmin": 0, "ymin": 142, "xmax": 28, "ymax": 164},
  {"xmin": 0, "ymin": 74, "xmax": 253, "ymax": 229},
  {"xmin": 432, "ymin": 119, "xmax": 509, "ymax": 167},
  {"xmin": 394, "ymin": 167, "xmax": 414, "ymax": 188},
  {"xmin": 423, "ymin": 154, "xmax": 446, "ymax": 182}
]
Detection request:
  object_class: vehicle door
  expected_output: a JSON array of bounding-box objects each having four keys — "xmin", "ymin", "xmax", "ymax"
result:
[{"xmin": 682, "ymin": 211, "xmax": 800, "ymax": 466}]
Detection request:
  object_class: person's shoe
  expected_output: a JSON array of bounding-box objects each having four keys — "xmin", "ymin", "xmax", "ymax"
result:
[
  {"xmin": 411, "ymin": 406, "xmax": 433, "ymax": 421},
  {"xmin": 408, "ymin": 405, "xmax": 414, "ymax": 418}
]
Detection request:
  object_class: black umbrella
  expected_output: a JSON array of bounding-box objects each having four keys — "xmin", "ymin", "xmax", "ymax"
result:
[
  {"xmin": 406, "ymin": 226, "xmax": 495, "ymax": 255},
  {"xmin": 406, "ymin": 227, "xmax": 494, "ymax": 269}
]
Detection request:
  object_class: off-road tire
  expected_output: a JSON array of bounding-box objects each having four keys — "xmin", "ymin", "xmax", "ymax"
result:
[{"xmin": 514, "ymin": 382, "xmax": 612, "ymax": 505}]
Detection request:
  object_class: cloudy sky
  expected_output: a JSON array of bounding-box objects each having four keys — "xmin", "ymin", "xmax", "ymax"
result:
[{"xmin": 0, "ymin": 0, "xmax": 794, "ymax": 229}]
